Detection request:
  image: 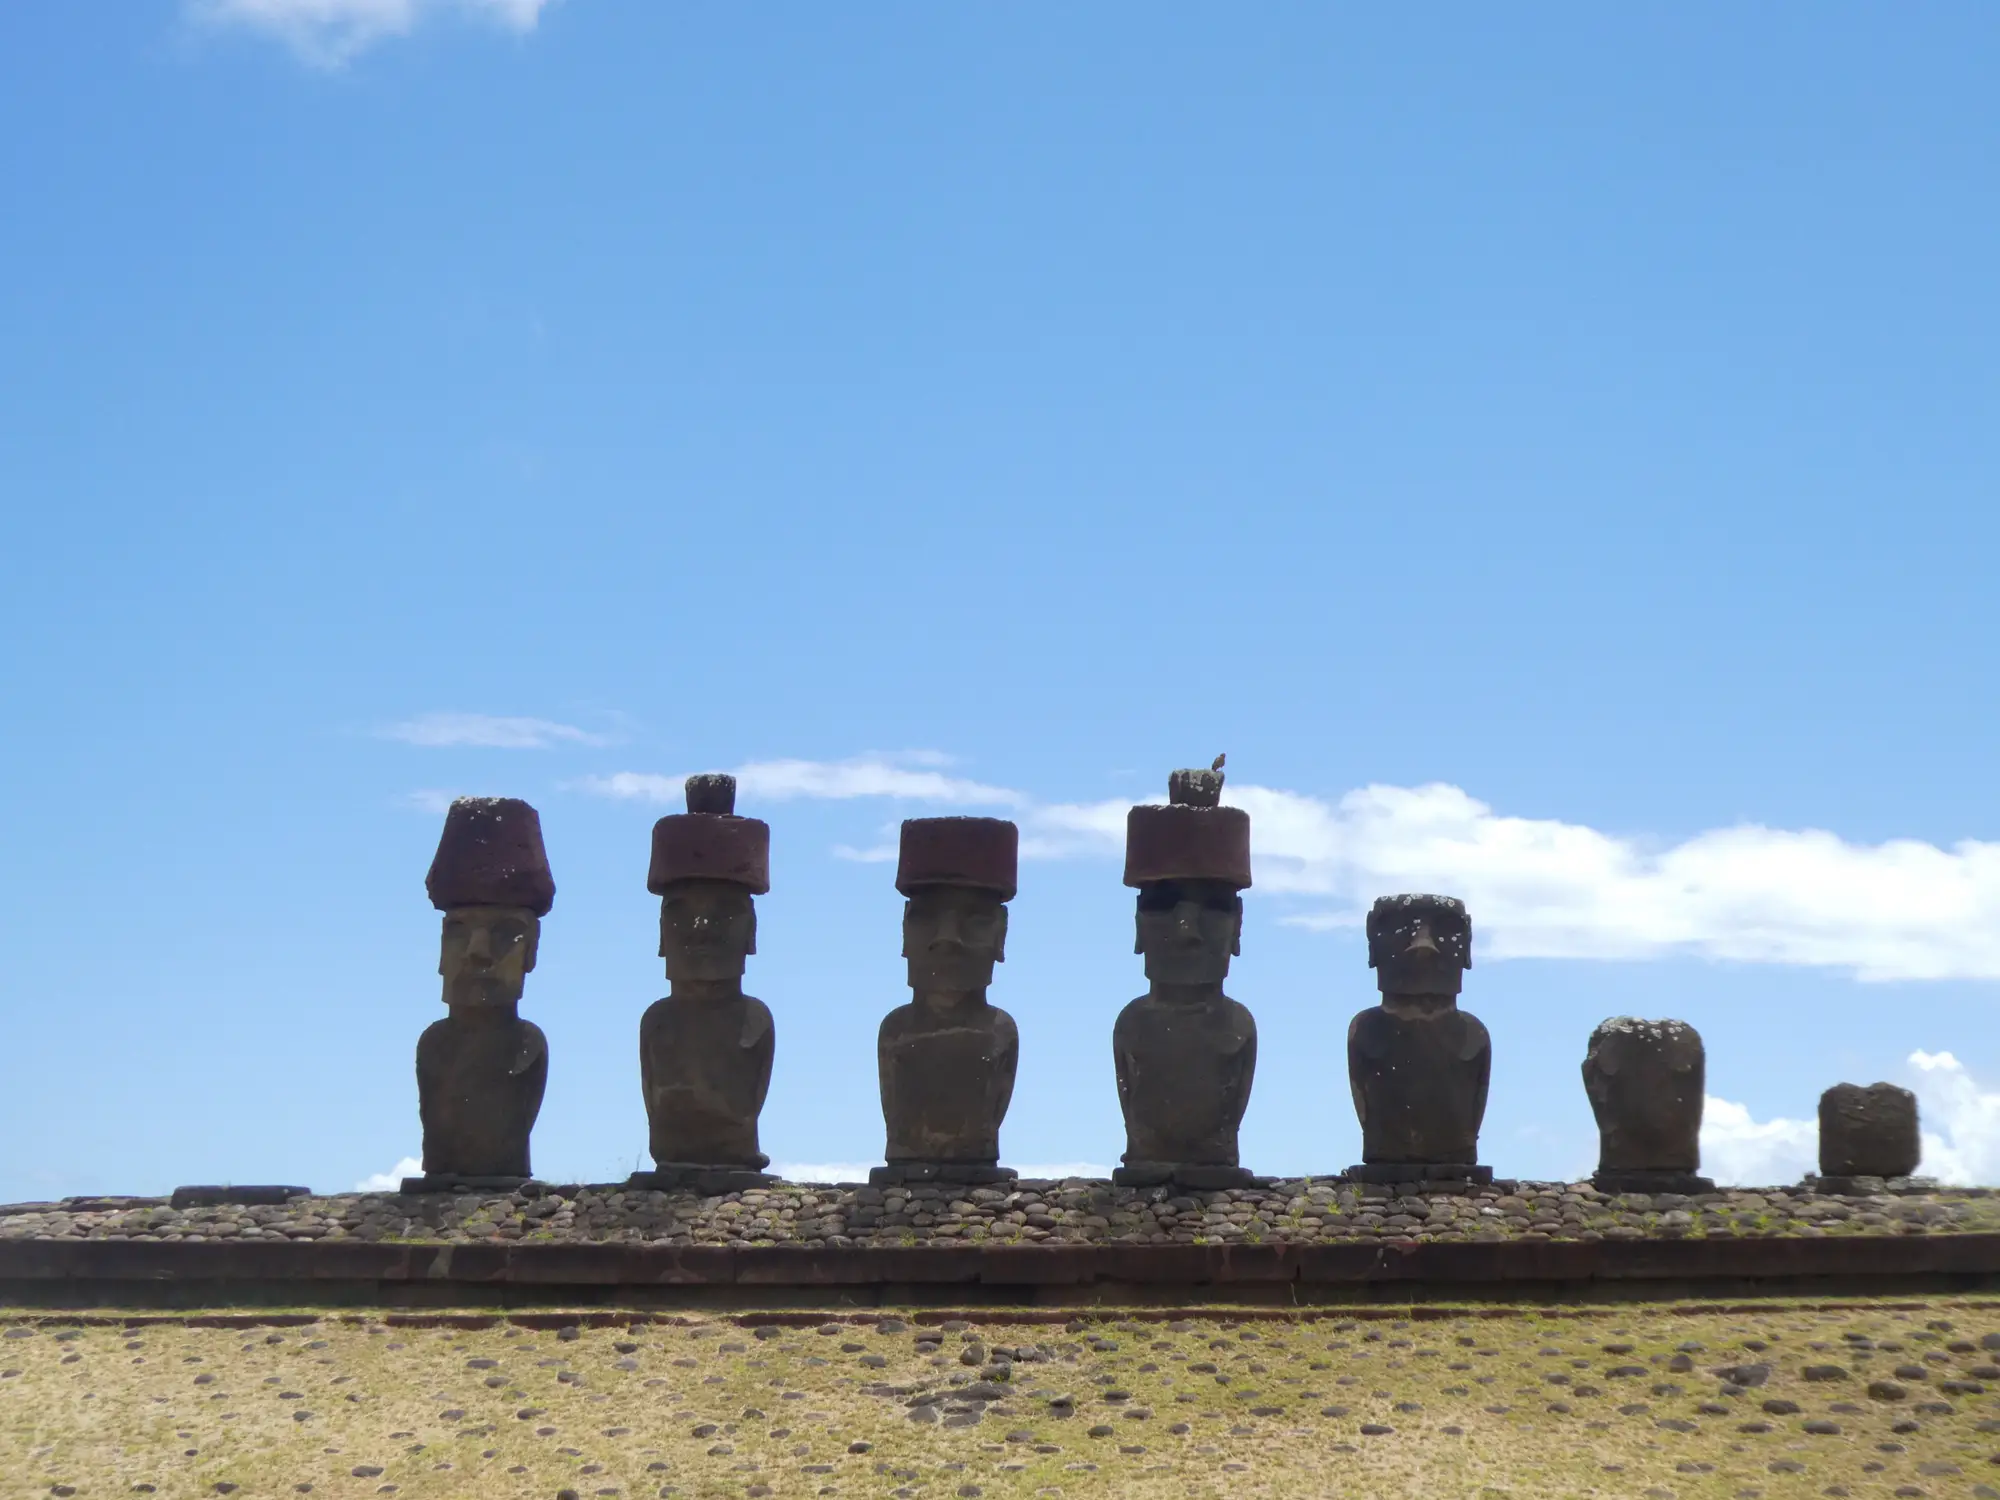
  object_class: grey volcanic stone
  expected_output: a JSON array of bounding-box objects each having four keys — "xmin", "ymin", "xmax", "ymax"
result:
[
  {"xmin": 1583, "ymin": 1018, "xmax": 1713, "ymax": 1194},
  {"xmin": 1347, "ymin": 896, "xmax": 1489, "ymax": 1178},
  {"xmin": 1820, "ymin": 1083, "xmax": 1920, "ymax": 1179}
]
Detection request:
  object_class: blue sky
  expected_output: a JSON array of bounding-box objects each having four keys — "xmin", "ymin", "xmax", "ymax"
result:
[{"xmin": 4, "ymin": 2, "xmax": 2000, "ymax": 1199}]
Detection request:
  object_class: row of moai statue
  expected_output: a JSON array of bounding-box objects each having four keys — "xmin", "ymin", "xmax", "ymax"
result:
[{"xmin": 411, "ymin": 765, "xmax": 1926, "ymax": 1195}]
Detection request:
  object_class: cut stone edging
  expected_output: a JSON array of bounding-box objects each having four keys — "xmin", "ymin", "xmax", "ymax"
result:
[{"xmin": 7, "ymin": 1228, "xmax": 2000, "ymax": 1309}]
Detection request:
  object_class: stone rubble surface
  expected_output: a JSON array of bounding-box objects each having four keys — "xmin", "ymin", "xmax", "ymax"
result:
[{"xmin": 1, "ymin": 1180, "xmax": 1994, "ymax": 1247}]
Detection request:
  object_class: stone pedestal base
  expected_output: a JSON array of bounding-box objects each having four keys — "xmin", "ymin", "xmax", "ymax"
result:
[
  {"xmin": 171, "ymin": 1185, "xmax": 311, "ymax": 1209},
  {"xmin": 628, "ymin": 1165, "xmax": 776, "ymax": 1194},
  {"xmin": 1593, "ymin": 1169, "xmax": 1716, "ymax": 1195},
  {"xmin": 1345, "ymin": 1163, "xmax": 1493, "ymax": 1187},
  {"xmin": 400, "ymin": 1174, "xmax": 539, "ymax": 1195},
  {"xmin": 868, "ymin": 1161, "xmax": 1018, "ymax": 1187},
  {"xmin": 1113, "ymin": 1161, "xmax": 1258, "ymax": 1190},
  {"xmin": 1804, "ymin": 1173, "xmax": 1939, "ymax": 1197}
]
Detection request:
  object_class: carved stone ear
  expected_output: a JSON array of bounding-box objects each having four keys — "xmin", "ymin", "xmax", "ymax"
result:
[
  {"xmin": 994, "ymin": 905, "xmax": 1009, "ymax": 965},
  {"xmin": 522, "ymin": 917, "xmax": 541, "ymax": 974},
  {"xmin": 745, "ymin": 902, "xmax": 758, "ymax": 959}
]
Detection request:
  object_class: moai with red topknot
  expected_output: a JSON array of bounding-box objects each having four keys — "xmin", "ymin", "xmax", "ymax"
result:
[
  {"xmin": 872, "ymin": 816, "xmax": 1021, "ymax": 1186},
  {"xmin": 1112, "ymin": 763, "xmax": 1260, "ymax": 1189},
  {"xmin": 408, "ymin": 797, "xmax": 556, "ymax": 1192},
  {"xmin": 631, "ymin": 774, "xmax": 778, "ymax": 1193}
]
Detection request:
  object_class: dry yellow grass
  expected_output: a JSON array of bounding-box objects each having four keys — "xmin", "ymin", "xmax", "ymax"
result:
[{"xmin": 6, "ymin": 1302, "xmax": 2000, "ymax": 1499}]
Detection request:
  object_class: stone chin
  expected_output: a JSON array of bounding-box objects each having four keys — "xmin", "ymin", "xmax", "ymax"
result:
[
  {"xmin": 1371, "ymin": 956, "xmax": 1465, "ymax": 998},
  {"xmin": 662, "ymin": 948, "xmax": 751, "ymax": 985}
]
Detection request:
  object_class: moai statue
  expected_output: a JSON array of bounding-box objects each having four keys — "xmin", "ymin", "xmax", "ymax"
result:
[
  {"xmin": 631, "ymin": 774, "xmax": 777, "ymax": 1193},
  {"xmin": 1582, "ymin": 1018, "xmax": 1714, "ymax": 1194},
  {"xmin": 408, "ymin": 797, "xmax": 556, "ymax": 1192},
  {"xmin": 1815, "ymin": 1082, "xmax": 1922, "ymax": 1191},
  {"xmin": 871, "ymin": 817, "xmax": 1021, "ymax": 1187},
  {"xmin": 1346, "ymin": 895, "xmax": 1492, "ymax": 1185},
  {"xmin": 1112, "ymin": 763, "xmax": 1258, "ymax": 1189}
]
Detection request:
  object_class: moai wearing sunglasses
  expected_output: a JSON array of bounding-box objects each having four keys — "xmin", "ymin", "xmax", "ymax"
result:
[
  {"xmin": 872, "ymin": 816, "xmax": 1021, "ymax": 1187},
  {"xmin": 408, "ymin": 797, "xmax": 555, "ymax": 1192},
  {"xmin": 1112, "ymin": 764, "xmax": 1259, "ymax": 1189},
  {"xmin": 1346, "ymin": 894, "xmax": 1492, "ymax": 1185},
  {"xmin": 632, "ymin": 774, "xmax": 777, "ymax": 1193}
]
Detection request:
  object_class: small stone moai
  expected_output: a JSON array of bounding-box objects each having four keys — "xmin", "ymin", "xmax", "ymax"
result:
[
  {"xmin": 1346, "ymin": 894, "xmax": 1492, "ymax": 1185},
  {"xmin": 871, "ymin": 817, "xmax": 1021, "ymax": 1187},
  {"xmin": 1582, "ymin": 1018, "xmax": 1714, "ymax": 1194},
  {"xmin": 1112, "ymin": 761, "xmax": 1259, "ymax": 1189},
  {"xmin": 409, "ymin": 796, "xmax": 556, "ymax": 1192},
  {"xmin": 1816, "ymin": 1082, "xmax": 1922, "ymax": 1191},
  {"xmin": 632, "ymin": 774, "xmax": 777, "ymax": 1193}
]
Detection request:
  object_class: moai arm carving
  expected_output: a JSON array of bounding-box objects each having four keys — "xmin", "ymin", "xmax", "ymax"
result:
[
  {"xmin": 741, "ymin": 997, "xmax": 776, "ymax": 1116},
  {"xmin": 990, "ymin": 1006, "xmax": 1020, "ymax": 1128}
]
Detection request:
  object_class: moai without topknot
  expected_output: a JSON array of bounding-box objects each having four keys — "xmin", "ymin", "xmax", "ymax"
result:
[
  {"xmin": 1112, "ymin": 763, "xmax": 1259, "ymax": 1189},
  {"xmin": 872, "ymin": 816, "xmax": 1021, "ymax": 1187},
  {"xmin": 1582, "ymin": 1018, "xmax": 1714, "ymax": 1194},
  {"xmin": 409, "ymin": 796, "xmax": 555, "ymax": 1192},
  {"xmin": 1815, "ymin": 1082, "xmax": 1922, "ymax": 1192},
  {"xmin": 1346, "ymin": 894, "xmax": 1492, "ymax": 1185},
  {"xmin": 631, "ymin": 774, "xmax": 777, "ymax": 1193}
]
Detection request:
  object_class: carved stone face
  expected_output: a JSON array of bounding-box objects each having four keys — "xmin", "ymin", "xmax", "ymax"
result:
[
  {"xmin": 659, "ymin": 878, "xmax": 757, "ymax": 984},
  {"xmin": 903, "ymin": 885, "xmax": 1007, "ymax": 997},
  {"xmin": 439, "ymin": 905, "xmax": 540, "ymax": 1009},
  {"xmin": 1367, "ymin": 897, "xmax": 1470, "ymax": 997},
  {"xmin": 1135, "ymin": 878, "xmax": 1242, "ymax": 988}
]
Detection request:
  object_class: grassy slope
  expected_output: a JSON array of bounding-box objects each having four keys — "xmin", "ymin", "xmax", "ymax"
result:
[{"xmin": 6, "ymin": 1302, "xmax": 2000, "ymax": 1499}]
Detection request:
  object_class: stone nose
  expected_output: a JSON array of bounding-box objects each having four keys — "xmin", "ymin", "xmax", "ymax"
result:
[
  {"xmin": 465, "ymin": 926, "xmax": 493, "ymax": 962},
  {"xmin": 1403, "ymin": 922, "xmax": 1440, "ymax": 957},
  {"xmin": 1172, "ymin": 903, "xmax": 1205, "ymax": 941}
]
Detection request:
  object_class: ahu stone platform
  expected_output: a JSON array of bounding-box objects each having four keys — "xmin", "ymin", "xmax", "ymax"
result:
[
  {"xmin": 4, "ymin": 1178, "xmax": 1994, "ymax": 1251},
  {"xmin": 6, "ymin": 1179, "xmax": 2000, "ymax": 1310}
]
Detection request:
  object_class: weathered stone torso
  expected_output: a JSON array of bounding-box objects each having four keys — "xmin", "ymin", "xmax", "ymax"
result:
[
  {"xmin": 1113, "ymin": 994, "xmax": 1257, "ymax": 1166},
  {"xmin": 1347, "ymin": 1002, "xmax": 1490, "ymax": 1165},
  {"xmin": 415, "ymin": 1009, "xmax": 548, "ymax": 1178},
  {"xmin": 1583, "ymin": 1018, "xmax": 1704, "ymax": 1173},
  {"xmin": 639, "ymin": 994, "xmax": 775, "ymax": 1168},
  {"xmin": 1821, "ymin": 1082, "xmax": 1921, "ymax": 1179},
  {"xmin": 877, "ymin": 1002, "xmax": 1018, "ymax": 1163}
]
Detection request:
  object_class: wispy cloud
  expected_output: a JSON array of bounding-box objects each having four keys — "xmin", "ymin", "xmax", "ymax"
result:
[
  {"xmin": 381, "ymin": 712, "xmax": 609, "ymax": 750},
  {"xmin": 579, "ymin": 753, "xmax": 1026, "ymax": 809},
  {"xmin": 582, "ymin": 755, "xmax": 2000, "ymax": 983},
  {"xmin": 191, "ymin": 0, "xmax": 554, "ymax": 67},
  {"xmin": 400, "ymin": 788, "xmax": 460, "ymax": 815}
]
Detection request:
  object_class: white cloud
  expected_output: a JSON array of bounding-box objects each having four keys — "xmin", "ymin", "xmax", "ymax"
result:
[
  {"xmin": 193, "ymin": 0, "xmax": 553, "ymax": 66},
  {"xmin": 382, "ymin": 712, "xmax": 608, "ymax": 750},
  {"xmin": 400, "ymin": 788, "xmax": 460, "ymax": 814},
  {"xmin": 1699, "ymin": 1097, "xmax": 1818, "ymax": 1187},
  {"xmin": 584, "ymin": 756, "xmax": 2000, "ymax": 983},
  {"xmin": 1256, "ymin": 782, "xmax": 2000, "ymax": 982},
  {"xmin": 1908, "ymin": 1050, "xmax": 2000, "ymax": 1186},
  {"xmin": 831, "ymin": 843, "xmax": 898, "ymax": 864},
  {"xmin": 356, "ymin": 1156, "xmax": 423, "ymax": 1192}
]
